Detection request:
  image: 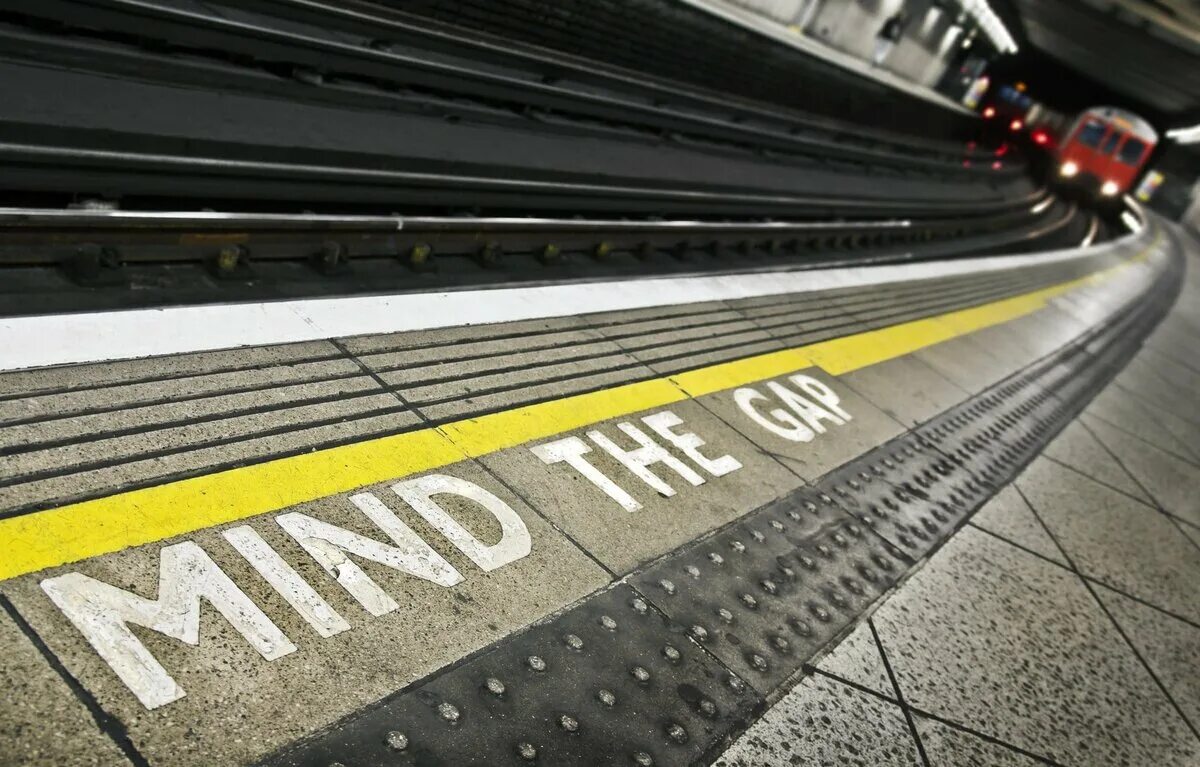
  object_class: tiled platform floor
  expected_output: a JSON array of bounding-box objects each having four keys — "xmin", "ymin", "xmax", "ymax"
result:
[{"xmin": 717, "ymin": 231, "xmax": 1200, "ymax": 766}]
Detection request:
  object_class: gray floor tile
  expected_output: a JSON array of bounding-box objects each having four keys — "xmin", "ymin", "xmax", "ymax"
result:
[
  {"xmin": 1124, "ymin": 391, "xmax": 1200, "ymax": 464},
  {"xmin": 1111, "ymin": 360, "xmax": 1200, "ymax": 429},
  {"xmin": 1084, "ymin": 387, "xmax": 1197, "ymax": 460},
  {"xmin": 0, "ymin": 376, "xmax": 384, "ymax": 455},
  {"xmin": 1138, "ymin": 346, "xmax": 1200, "ymax": 394},
  {"xmin": 956, "ymin": 321, "xmax": 1043, "ymax": 373},
  {"xmin": 1041, "ymin": 419, "xmax": 1151, "ymax": 502},
  {"xmin": 2, "ymin": 393, "xmax": 412, "ymax": 482},
  {"xmin": 914, "ymin": 336, "xmax": 1020, "ymax": 395},
  {"xmin": 0, "ymin": 342, "xmax": 342, "ymax": 400},
  {"xmin": 714, "ymin": 673, "xmax": 922, "ymax": 767},
  {"xmin": 872, "ymin": 526, "xmax": 1199, "ymax": 766},
  {"xmin": 1146, "ymin": 324, "xmax": 1200, "ymax": 371},
  {"xmin": 970, "ymin": 485, "xmax": 1067, "ymax": 565},
  {"xmin": 836, "ymin": 355, "xmax": 968, "ymax": 427},
  {"xmin": 1082, "ymin": 415, "xmax": 1200, "ymax": 528},
  {"xmin": 1181, "ymin": 521, "xmax": 1200, "ymax": 551},
  {"xmin": 1093, "ymin": 583, "xmax": 1200, "ymax": 731},
  {"xmin": 0, "ymin": 609, "xmax": 133, "ymax": 767},
  {"xmin": 0, "ymin": 410, "xmax": 425, "ymax": 514},
  {"xmin": 915, "ymin": 716, "xmax": 1047, "ymax": 767},
  {"xmin": 815, "ymin": 622, "xmax": 894, "ymax": 699},
  {"xmin": 1017, "ymin": 458, "xmax": 1200, "ymax": 624},
  {"xmin": 0, "ymin": 357, "xmax": 364, "ymax": 426},
  {"xmin": 995, "ymin": 305, "xmax": 1091, "ymax": 360}
]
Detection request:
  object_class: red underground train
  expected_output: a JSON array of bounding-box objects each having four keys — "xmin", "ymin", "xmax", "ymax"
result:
[{"xmin": 1054, "ymin": 106, "xmax": 1158, "ymax": 199}]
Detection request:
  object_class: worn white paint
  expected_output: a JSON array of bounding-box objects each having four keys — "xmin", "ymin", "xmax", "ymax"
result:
[
  {"xmin": 642, "ymin": 411, "xmax": 743, "ymax": 477},
  {"xmin": 768, "ymin": 380, "xmax": 842, "ymax": 433},
  {"xmin": 391, "ymin": 474, "xmax": 531, "ymax": 572},
  {"xmin": 532, "ymin": 409, "xmax": 744, "ymax": 512},
  {"xmin": 736, "ymin": 388, "xmax": 817, "ymax": 441},
  {"xmin": 774, "ymin": 374, "xmax": 852, "ymax": 433},
  {"xmin": 223, "ymin": 526, "xmax": 351, "ymax": 638},
  {"xmin": 532, "ymin": 436, "xmax": 644, "ymax": 512},
  {"xmin": 277, "ymin": 495, "xmax": 462, "ymax": 617},
  {"xmin": 40, "ymin": 542, "xmax": 294, "ymax": 709},
  {"xmin": 790, "ymin": 375, "xmax": 853, "ymax": 421},
  {"xmin": 735, "ymin": 375, "xmax": 852, "ymax": 441},
  {"xmin": 39, "ymin": 471, "xmax": 551, "ymax": 709},
  {"xmin": 588, "ymin": 422, "xmax": 707, "ymax": 499}
]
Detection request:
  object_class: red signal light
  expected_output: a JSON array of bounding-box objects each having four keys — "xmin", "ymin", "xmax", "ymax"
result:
[
  {"xmin": 995, "ymin": 144, "xmax": 1009, "ymax": 157},
  {"xmin": 1032, "ymin": 130, "xmax": 1049, "ymax": 145}
]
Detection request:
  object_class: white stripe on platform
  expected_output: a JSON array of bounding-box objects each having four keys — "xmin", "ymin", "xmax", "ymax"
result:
[{"xmin": 0, "ymin": 238, "xmax": 1133, "ymax": 372}]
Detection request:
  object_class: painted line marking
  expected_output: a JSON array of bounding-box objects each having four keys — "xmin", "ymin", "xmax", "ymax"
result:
[
  {"xmin": 0, "ymin": 233, "xmax": 1162, "ymax": 582},
  {"xmin": 0, "ymin": 235, "xmax": 1130, "ymax": 372}
]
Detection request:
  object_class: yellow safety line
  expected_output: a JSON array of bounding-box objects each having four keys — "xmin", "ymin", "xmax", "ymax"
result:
[{"xmin": 0, "ymin": 233, "xmax": 1161, "ymax": 581}]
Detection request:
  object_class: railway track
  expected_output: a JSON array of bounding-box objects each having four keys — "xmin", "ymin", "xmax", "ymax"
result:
[
  {"xmin": 0, "ymin": 194, "xmax": 1094, "ymax": 316},
  {"xmin": 0, "ymin": 0, "xmax": 1027, "ymax": 217},
  {"xmin": 1, "ymin": 0, "xmax": 990, "ymax": 173},
  {"xmin": 0, "ymin": 0, "xmax": 1095, "ymax": 319}
]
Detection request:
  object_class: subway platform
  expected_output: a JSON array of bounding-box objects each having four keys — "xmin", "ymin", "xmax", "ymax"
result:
[
  {"xmin": 0, "ymin": 212, "xmax": 1197, "ymax": 766},
  {"xmin": 720, "ymin": 229, "xmax": 1200, "ymax": 765}
]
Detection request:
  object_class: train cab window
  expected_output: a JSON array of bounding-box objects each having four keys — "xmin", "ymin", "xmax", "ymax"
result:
[
  {"xmin": 1117, "ymin": 137, "xmax": 1147, "ymax": 166},
  {"xmin": 1076, "ymin": 119, "xmax": 1107, "ymax": 148},
  {"xmin": 1099, "ymin": 130, "xmax": 1122, "ymax": 155}
]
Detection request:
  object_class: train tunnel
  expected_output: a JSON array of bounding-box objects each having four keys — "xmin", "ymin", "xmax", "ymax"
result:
[{"xmin": 0, "ymin": 1, "xmax": 1198, "ymax": 766}]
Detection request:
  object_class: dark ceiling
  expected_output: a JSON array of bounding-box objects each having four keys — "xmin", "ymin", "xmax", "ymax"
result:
[{"xmin": 996, "ymin": 0, "xmax": 1200, "ymax": 129}]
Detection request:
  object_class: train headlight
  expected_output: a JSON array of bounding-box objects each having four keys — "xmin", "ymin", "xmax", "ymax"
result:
[
  {"xmin": 1100, "ymin": 180, "xmax": 1120, "ymax": 197},
  {"xmin": 1059, "ymin": 161, "xmax": 1079, "ymax": 177}
]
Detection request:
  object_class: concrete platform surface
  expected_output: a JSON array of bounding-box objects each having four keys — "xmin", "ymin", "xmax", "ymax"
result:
[{"xmin": 0, "ymin": 217, "xmax": 1196, "ymax": 766}]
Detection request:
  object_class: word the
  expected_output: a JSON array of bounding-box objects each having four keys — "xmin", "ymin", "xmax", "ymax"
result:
[{"xmin": 531, "ymin": 409, "xmax": 742, "ymax": 511}]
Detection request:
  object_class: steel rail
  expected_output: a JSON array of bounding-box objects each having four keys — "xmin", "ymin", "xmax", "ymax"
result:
[
  {"xmin": 0, "ymin": 209, "xmax": 987, "ymax": 231},
  {"xmin": 0, "ymin": 141, "xmax": 1043, "ymax": 217},
  {"xmin": 0, "ymin": 198, "xmax": 1080, "ymax": 319},
  {"xmin": 0, "ymin": 194, "xmax": 1068, "ymax": 267}
]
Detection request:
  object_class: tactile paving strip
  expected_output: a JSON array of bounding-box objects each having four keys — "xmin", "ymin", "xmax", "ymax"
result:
[
  {"xmin": 818, "ymin": 444, "xmax": 966, "ymax": 561},
  {"xmin": 630, "ymin": 487, "xmax": 911, "ymax": 695},
  {"xmin": 909, "ymin": 262, "xmax": 1180, "ymax": 510},
  {"xmin": 819, "ymin": 255, "xmax": 1181, "ymax": 565},
  {"xmin": 261, "ymin": 584, "xmax": 762, "ymax": 767},
  {"xmin": 258, "ymin": 247, "xmax": 1180, "ymax": 767}
]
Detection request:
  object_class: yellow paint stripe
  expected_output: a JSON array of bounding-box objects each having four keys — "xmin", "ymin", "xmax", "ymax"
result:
[
  {"xmin": 440, "ymin": 378, "xmax": 687, "ymax": 458},
  {"xmin": 671, "ymin": 349, "xmax": 813, "ymax": 398},
  {"xmin": 0, "ymin": 235, "xmax": 1161, "ymax": 581},
  {"xmin": 1, "ymin": 429, "xmax": 467, "ymax": 583}
]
